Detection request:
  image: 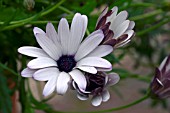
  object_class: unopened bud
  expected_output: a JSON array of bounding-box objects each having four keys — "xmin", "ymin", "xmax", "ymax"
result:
[{"xmin": 23, "ymin": 0, "xmax": 35, "ymax": 11}]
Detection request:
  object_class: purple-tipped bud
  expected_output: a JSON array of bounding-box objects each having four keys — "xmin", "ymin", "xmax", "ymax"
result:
[
  {"xmin": 96, "ymin": 6, "xmax": 135, "ymax": 48},
  {"xmin": 72, "ymin": 72, "xmax": 120, "ymax": 106},
  {"xmin": 150, "ymin": 55, "xmax": 170, "ymax": 99}
]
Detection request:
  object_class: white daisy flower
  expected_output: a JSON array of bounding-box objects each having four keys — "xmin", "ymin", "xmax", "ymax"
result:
[
  {"xmin": 18, "ymin": 13, "xmax": 113, "ymax": 96},
  {"xmin": 96, "ymin": 6, "xmax": 135, "ymax": 48},
  {"xmin": 72, "ymin": 72, "xmax": 120, "ymax": 106}
]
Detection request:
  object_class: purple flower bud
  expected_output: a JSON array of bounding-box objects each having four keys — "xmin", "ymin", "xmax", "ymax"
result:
[
  {"xmin": 72, "ymin": 72, "xmax": 120, "ymax": 106},
  {"xmin": 96, "ymin": 6, "xmax": 135, "ymax": 48},
  {"xmin": 150, "ymin": 55, "xmax": 170, "ymax": 99}
]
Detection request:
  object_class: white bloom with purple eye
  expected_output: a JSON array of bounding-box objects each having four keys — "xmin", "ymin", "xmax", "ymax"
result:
[
  {"xmin": 18, "ymin": 13, "xmax": 113, "ymax": 96},
  {"xmin": 72, "ymin": 72, "xmax": 120, "ymax": 106},
  {"xmin": 96, "ymin": 6, "xmax": 135, "ymax": 48}
]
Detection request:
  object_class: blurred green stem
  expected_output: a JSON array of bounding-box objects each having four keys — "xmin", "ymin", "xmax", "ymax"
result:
[
  {"xmin": 0, "ymin": 0, "xmax": 65, "ymax": 31},
  {"xmin": 0, "ymin": 62, "xmax": 19, "ymax": 76},
  {"xmin": 87, "ymin": 93, "xmax": 150, "ymax": 113},
  {"xmin": 130, "ymin": 3, "xmax": 156, "ymax": 7},
  {"xmin": 130, "ymin": 9, "xmax": 163, "ymax": 21},
  {"xmin": 58, "ymin": 6, "xmax": 73, "ymax": 15},
  {"xmin": 137, "ymin": 17, "xmax": 170, "ymax": 36}
]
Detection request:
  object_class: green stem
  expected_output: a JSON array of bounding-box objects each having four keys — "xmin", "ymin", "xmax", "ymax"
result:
[
  {"xmin": 0, "ymin": 62, "xmax": 19, "ymax": 76},
  {"xmin": 130, "ymin": 3, "xmax": 156, "ymax": 7},
  {"xmin": 137, "ymin": 17, "xmax": 170, "ymax": 36},
  {"xmin": 85, "ymin": 94, "xmax": 150, "ymax": 113},
  {"xmin": 130, "ymin": 9, "xmax": 163, "ymax": 21},
  {"xmin": 0, "ymin": 0, "xmax": 65, "ymax": 31},
  {"xmin": 58, "ymin": 6, "xmax": 73, "ymax": 15}
]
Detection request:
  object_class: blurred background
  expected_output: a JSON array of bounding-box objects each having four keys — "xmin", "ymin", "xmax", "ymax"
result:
[{"xmin": 0, "ymin": 0, "xmax": 170, "ymax": 113}]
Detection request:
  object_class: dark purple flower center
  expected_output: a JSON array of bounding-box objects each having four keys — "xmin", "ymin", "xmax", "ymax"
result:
[
  {"xmin": 57, "ymin": 55, "xmax": 76, "ymax": 72},
  {"xmin": 85, "ymin": 72, "xmax": 105, "ymax": 95}
]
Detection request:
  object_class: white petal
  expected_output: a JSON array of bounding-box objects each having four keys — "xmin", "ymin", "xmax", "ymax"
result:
[
  {"xmin": 69, "ymin": 69, "xmax": 87, "ymax": 90},
  {"xmin": 68, "ymin": 13, "xmax": 88, "ymax": 55},
  {"xmin": 77, "ymin": 66, "xmax": 97, "ymax": 74},
  {"xmin": 33, "ymin": 67, "xmax": 59, "ymax": 81},
  {"xmin": 159, "ymin": 56, "xmax": 168, "ymax": 71},
  {"xmin": 106, "ymin": 6, "xmax": 118, "ymax": 23},
  {"xmin": 87, "ymin": 45, "xmax": 113, "ymax": 57},
  {"xmin": 113, "ymin": 20, "xmax": 130, "ymax": 39},
  {"xmin": 96, "ymin": 67, "xmax": 112, "ymax": 72},
  {"xmin": 77, "ymin": 93, "xmax": 88, "ymax": 100},
  {"xmin": 43, "ymin": 76, "xmax": 57, "ymax": 96},
  {"xmin": 18, "ymin": 46, "xmax": 49, "ymax": 57},
  {"xmin": 91, "ymin": 95, "xmax": 102, "ymax": 106},
  {"xmin": 102, "ymin": 90, "xmax": 110, "ymax": 102},
  {"xmin": 33, "ymin": 27, "xmax": 45, "ymax": 35},
  {"xmin": 56, "ymin": 72, "xmax": 70, "ymax": 95},
  {"xmin": 77, "ymin": 57, "xmax": 112, "ymax": 69},
  {"xmin": 75, "ymin": 30, "xmax": 104, "ymax": 61},
  {"xmin": 21, "ymin": 68, "xmax": 36, "ymax": 77},
  {"xmin": 58, "ymin": 18, "xmax": 70, "ymax": 55},
  {"xmin": 115, "ymin": 39, "xmax": 131, "ymax": 48},
  {"xmin": 110, "ymin": 11, "xmax": 128, "ymax": 31},
  {"xmin": 27, "ymin": 57, "xmax": 57, "ymax": 69},
  {"xmin": 128, "ymin": 21, "xmax": 135, "ymax": 30},
  {"xmin": 46, "ymin": 22, "xmax": 60, "ymax": 44},
  {"xmin": 106, "ymin": 72, "xmax": 120, "ymax": 86},
  {"xmin": 35, "ymin": 33, "xmax": 62, "ymax": 60},
  {"xmin": 156, "ymin": 78, "xmax": 164, "ymax": 86}
]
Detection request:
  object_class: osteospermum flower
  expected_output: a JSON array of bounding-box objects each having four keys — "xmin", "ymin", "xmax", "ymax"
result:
[
  {"xmin": 72, "ymin": 72, "xmax": 120, "ymax": 106},
  {"xmin": 18, "ymin": 13, "xmax": 113, "ymax": 96},
  {"xmin": 150, "ymin": 55, "xmax": 170, "ymax": 99},
  {"xmin": 96, "ymin": 6, "xmax": 135, "ymax": 48}
]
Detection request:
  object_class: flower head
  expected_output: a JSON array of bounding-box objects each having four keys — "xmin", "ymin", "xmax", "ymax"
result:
[
  {"xmin": 96, "ymin": 6, "xmax": 135, "ymax": 48},
  {"xmin": 150, "ymin": 55, "xmax": 170, "ymax": 99},
  {"xmin": 72, "ymin": 72, "xmax": 120, "ymax": 106},
  {"xmin": 18, "ymin": 13, "xmax": 113, "ymax": 96}
]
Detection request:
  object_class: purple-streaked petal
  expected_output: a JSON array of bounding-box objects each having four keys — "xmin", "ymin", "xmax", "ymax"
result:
[
  {"xmin": 35, "ymin": 33, "xmax": 62, "ymax": 60},
  {"xmin": 46, "ymin": 22, "xmax": 59, "ymax": 44},
  {"xmin": 33, "ymin": 27, "xmax": 45, "ymax": 35},
  {"xmin": 56, "ymin": 72, "xmax": 70, "ymax": 95},
  {"xmin": 18, "ymin": 46, "xmax": 49, "ymax": 57},
  {"xmin": 91, "ymin": 95, "xmax": 102, "ymax": 106},
  {"xmin": 43, "ymin": 76, "xmax": 57, "ymax": 96},
  {"xmin": 33, "ymin": 67, "xmax": 59, "ymax": 81},
  {"xmin": 106, "ymin": 72, "xmax": 120, "ymax": 86},
  {"xmin": 102, "ymin": 90, "xmax": 110, "ymax": 102},
  {"xmin": 68, "ymin": 13, "xmax": 88, "ymax": 55},
  {"xmin": 27, "ymin": 57, "xmax": 57, "ymax": 69},
  {"xmin": 96, "ymin": 7, "xmax": 108, "ymax": 25},
  {"xmin": 77, "ymin": 93, "xmax": 89, "ymax": 100},
  {"xmin": 77, "ymin": 66, "xmax": 97, "ymax": 74},
  {"xmin": 77, "ymin": 57, "xmax": 112, "ymax": 69},
  {"xmin": 87, "ymin": 45, "xmax": 113, "ymax": 58},
  {"xmin": 75, "ymin": 30, "xmax": 104, "ymax": 61},
  {"xmin": 21, "ymin": 68, "xmax": 36, "ymax": 77},
  {"xmin": 58, "ymin": 18, "xmax": 70, "ymax": 55},
  {"xmin": 69, "ymin": 69, "xmax": 87, "ymax": 90}
]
